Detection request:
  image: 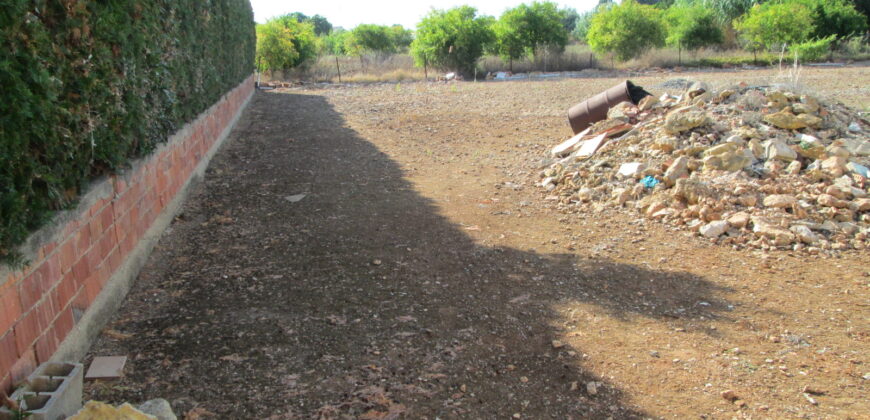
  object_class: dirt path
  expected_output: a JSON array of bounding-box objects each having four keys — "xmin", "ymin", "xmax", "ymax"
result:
[{"xmin": 86, "ymin": 67, "xmax": 868, "ymax": 419}]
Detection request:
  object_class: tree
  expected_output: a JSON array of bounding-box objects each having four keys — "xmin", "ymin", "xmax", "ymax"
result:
[
  {"xmin": 389, "ymin": 25, "xmax": 415, "ymax": 51},
  {"xmin": 664, "ymin": 3, "xmax": 723, "ymax": 64},
  {"xmin": 347, "ymin": 24, "xmax": 397, "ymax": 59},
  {"xmin": 573, "ymin": 2, "xmax": 614, "ymax": 43},
  {"xmin": 560, "ymin": 7, "xmax": 580, "ymax": 34},
  {"xmin": 310, "ymin": 15, "xmax": 333, "ymax": 36},
  {"xmin": 491, "ymin": 1, "xmax": 568, "ymax": 70},
  {"xmin": 490, "ymin": 15, "xmax": 526, "ymax": 71},
  {"xmin": 256, "ymin": 16, "xmax": 317, "ymax": 71},
  {"xmin": 701, "ymin": 0, "xmax": 762, "ymax": 24},
  {"xmin": 410, "ymin": 6, "xmax": 495, "ymax": 76},
  {"xmin": 587, "ymin": 0, "xmax": 666, "ymax": 61},
  {"xmin": 734, "ymin": 1, "xmax": 814, "ymax": 52},
  {"xmin": 795, "ymin": 0, "xmax": 867, "ymax": 40},
  {"xmin": 320, "ymin": 28, "xmax": 350, "ymax": 55}
]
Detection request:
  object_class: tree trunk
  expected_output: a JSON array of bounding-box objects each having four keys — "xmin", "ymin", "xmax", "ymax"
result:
[
  {"xmin": 335, "ymin": 56, "xmax": 342, "ymax": 83},
  {"xmin": 678, "ymin": 43, "xmax": 682, "ymax": 66},
  {"xmin": 424, "ymin": 57, "xmax": 428, "ymax": 81},
  {"xmin": 509, "ymin": 57, "xmax": 513, "ymax": 73}
]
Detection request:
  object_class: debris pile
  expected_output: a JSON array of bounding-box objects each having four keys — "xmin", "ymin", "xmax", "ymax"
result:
[{"xmin": 539, "ymin": 81, "xmax": 870, "ymax": 253}]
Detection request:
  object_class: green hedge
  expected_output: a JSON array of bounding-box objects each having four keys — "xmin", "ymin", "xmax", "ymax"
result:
[{"xmin": 0, "ymin": 0, "xmax": 255, "ymax": 262}]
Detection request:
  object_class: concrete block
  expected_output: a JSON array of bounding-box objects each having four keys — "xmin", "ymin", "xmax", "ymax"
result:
[
  {"xmin": 10, "ymin": 361, "xmax": 83, "ymax": 420},
  {"xmin": 85, "ymin": 356, "xmax": 126, "ymax": 380}
]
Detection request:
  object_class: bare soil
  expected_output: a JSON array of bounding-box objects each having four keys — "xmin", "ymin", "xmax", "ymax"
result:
[{"xmin": 85, "ymin": 65, "xmax": 870, "ymax": 419}]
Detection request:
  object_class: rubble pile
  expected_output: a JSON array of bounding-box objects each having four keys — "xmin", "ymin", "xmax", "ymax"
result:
[{"xmin": 540, "ymin": 81, "xmax": 870, "ymax": 253}]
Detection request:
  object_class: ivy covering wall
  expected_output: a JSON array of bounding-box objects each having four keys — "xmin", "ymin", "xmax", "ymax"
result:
[{"xmin": 0, "ymin": 0, "xmax": 255, "ymax": 262}]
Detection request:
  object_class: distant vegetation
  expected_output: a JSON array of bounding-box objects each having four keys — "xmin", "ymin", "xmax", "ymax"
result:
[{"xmin": 256, "ymin": 0, "xmax": 869, "ymax": 78}]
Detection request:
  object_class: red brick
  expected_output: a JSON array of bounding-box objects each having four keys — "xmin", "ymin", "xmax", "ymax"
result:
[
  {"xmin": 99, "ymin": 205, "xmax": 115, "ymax": 235},
  {"xmin": 107, "ymin": 247, "xmax": 123, "ymax": 273},
  {"xmin": 54, "ymin": 307, "xmax": 74, "ymax": 344},
  {"xmin": 44, "ymin": 253, "xmax": 62, "ymax": 288},
  {"xmin": 84, "ymin": 273, "xmax": 102, "ymax": 304},
  {"xmin": 57, "ymin": 272, "xmax": 77, "ymax": 310},
  {"xmin": 97, "ymin": 230, "xmax": 115, "ymax": 262},
  {"xmin": 34, "ymin": 330, "xmax": 59, "ymax": 364},
  {"xmin": 120, "ymin": 233, "xmax": 137, "ymax": 256},
  {"xmin": 72, "ymin": 287, "xmax": 89, "ymax": 311},
  {"xmin": 85, "ymin": 247, "xmax": 103, "ymax": 276},
  {"xmin": 75, "ymin": 227, "xmax": 91, "ymax": 255},
  {"xmin": 0, "ymin": 331, "xmax": 18, "ymax": 374},
  {"xmin": 71, "ymin": 257, "xmax": 91, "ymax": 285},
  {"xmin": 17, "ymin": 272, "xmax": 46, "ymax": 313},
  {"xmin": 0, "ymin": 287, "xmax": 22, "ymax": 333},
  {"xmin": 58, "ymin": 239, "xmax": 77, "ymax": 275},
  {"xmin": 13, "ymin": 310, "xmax": 39, "ymax": 355},
  {"xmin": 87, "ymin": 218, "xmax": 103, "ymax": 244},
  {"xmin": 10, "ymin": 348, "xmax": 36, "ymax": 386}
]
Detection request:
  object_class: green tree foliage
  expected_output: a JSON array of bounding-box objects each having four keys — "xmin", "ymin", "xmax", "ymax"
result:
[
  {"xmin": 256, "ymin": 16, "xmax": 317, "ymax": 71},
  {"xmin": 573, "ymin": 2, "xmax": 614, "ymax": 43},
  {"xmin": 310, "ymin": 15, "xmax": 334, "ymax": 36},
  {"xmin": 319, "ymin": 28, "xmax": 350, "ymax": 55},
  {"xmin": 410, "ymin": 6, "xmax": 495, "ymax": 76},
  {"xmin": 795, "ymin": 0, "xmax": 868, "ymax": 40},
  {"xmin": 664, "ymin": 3, "xmax": 723, "ymax": 58},
  {"xmin": 734, "ymin": 1, "xmax": 814, "ymax": 51},
  {"xmin": 490, "ymin": 15, "xmax": 526, "ymax": 71},
  {"xmin": 587, "ymin": 0, "xmax": 666, "ymax": 61},
  {"xmin": 560, "ymin": 7, "xmax": 581, "ymax": 33},
  {"xmin": 389, "ymin": 25, "xmax": 415, "ymax": 51},
  {"xmin": 790, "ymin": 34, "xmax": 836, "ymax": 60},
  {"xmin": 490, "ymin": 1, "xmax": 569, "ymax": 70},
  {"xmin": 284, "ymin": 12, "xmax": 332, "ymax": 36},
  {"xmin": 346, "ymin": 24, "xmax": 399, "ymax": 58},
  {"xmin": 701, "ymin": 0, "xmax": 762, "ymax": 24},
  {"xmin": 0, "ymin": 0, "xmax": 254, "ymax": 262}
]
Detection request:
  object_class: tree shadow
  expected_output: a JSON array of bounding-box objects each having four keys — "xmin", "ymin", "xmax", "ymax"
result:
[{"xmin": 85, "ymin": 90, "xmax": 742, "ymax": 419}]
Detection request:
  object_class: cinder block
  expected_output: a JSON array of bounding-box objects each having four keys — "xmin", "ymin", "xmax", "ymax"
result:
[{"xmin": 11, "ymin": 362, "xmax": 83, "ymax": 420}]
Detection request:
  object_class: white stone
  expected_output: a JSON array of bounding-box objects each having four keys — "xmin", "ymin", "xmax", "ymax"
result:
[
  {"xmin": 790, "ymin": 225, "xmax": 819, "ymax": 244},
  {"xmin": 575, "ymin": 133, "xmax": 608, "ymax": 158},
  {"xmin": 700, "ymin": 220, "xmax": 729, "ymax": 238},
  {"xmin": 617, "ymin": 162, "xmax": 647, "ymax": 178},
  {"xmin": 551, "ymin": 128, "xmax": 590, "ymax": 157}
]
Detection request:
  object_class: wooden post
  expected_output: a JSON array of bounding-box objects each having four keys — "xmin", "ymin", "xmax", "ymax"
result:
[
  {"xmin": 424, "ymin": 57, "xmax": 428, "ymax": 81},
  {"xmin": 335, "ymin": 56, "xmax": 342, "ymax": 83}
]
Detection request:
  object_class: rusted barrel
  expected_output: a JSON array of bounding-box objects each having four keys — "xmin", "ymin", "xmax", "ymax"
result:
[{"xmin": 567, "ymin": 80, "xmax": 638, "ymax": 134}]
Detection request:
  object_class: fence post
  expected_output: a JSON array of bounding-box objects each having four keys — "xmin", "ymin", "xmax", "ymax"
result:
[{"xmin": 335, "ymin": 56, "xmax": 342, "ymax": 83}]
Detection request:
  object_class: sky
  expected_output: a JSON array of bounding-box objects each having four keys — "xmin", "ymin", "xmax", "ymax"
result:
[{"xmin": 250, "ymin": 0, "xmax": 602, "ymax": 29}]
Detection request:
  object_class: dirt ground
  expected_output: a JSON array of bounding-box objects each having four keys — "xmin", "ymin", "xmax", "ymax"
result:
[{"xmin": 84, "ymin": 65, "xmax": 869, "ymax": 419}]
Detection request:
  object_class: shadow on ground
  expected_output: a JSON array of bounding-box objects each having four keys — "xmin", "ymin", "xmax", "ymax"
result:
[{"xmin": 85, "ymin": 91, "xmax": 735, "ymax": 419}]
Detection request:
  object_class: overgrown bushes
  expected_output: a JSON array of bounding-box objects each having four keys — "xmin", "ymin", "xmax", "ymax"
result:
[{"xmin": 0, "ymin": 0, "xmax": 255, "ymax": 262}]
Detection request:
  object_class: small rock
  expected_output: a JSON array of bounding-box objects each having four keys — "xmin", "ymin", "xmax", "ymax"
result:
[
  {"xmin": 721, "ymin": 389, "xmax": 738, "ymax": 402},
  {"xmin": 790, "ymin": 225, "xmax": 819, "ymax": 244},
  {"xmin": 663, "ymin": 156, "xmax": 689, "ymax": 186},
  {"xmin": 637, "ymin": 95, "xmax": 659, "ymax": 111},
  {"xmin": 700, "ymin": 220, "xmax": 729, "ymax": 238},
  {"xmin": 617, "ymin": 162, "xmax": 646, "ymax": 178},
  {"xmin": 727, "ymin": 212, "xmax": 750, "ymax": 228},
  {"xmin": 663, "ymin": 106, "xmax": 709, "ymax": 134},
  {"xmin": 763, "ymin": 194, "xmax": 797, "ymax": 209},
  {"xmin": 552, "ymin": 340, "xmax": 565, "ymax": 349},
  {"xmin": 752, "ymin": 216, "xmax": 796, "ymax": 246},
  {"xmin": 138, "ymin": 399, "xmax": 177, "ymax": 420},
  {"xmin": 765, "ymin": 139, "xmax": 797, "ymax": 162},
  {"xmin": 763, "ymin": 108, "xmax": 807, "ymax": 129},
  {"xmin": 586, "ymin": 382, "xmax": 599, "ymax": 396}
]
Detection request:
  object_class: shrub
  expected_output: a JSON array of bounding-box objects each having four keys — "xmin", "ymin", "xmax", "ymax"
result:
[
  {"xmin": 790, "ymin": 35, "xmax": 837, "ymax": 61},
  {"xmin": 664, "ymin": 3, "xmax": 723, "ymax": 54},
  {"xmin": 734, "ymin": 2, "xmax": 814, "ymax": 51},
  {"xmin": 257, "ymin": 17, "xmax": 317, "ymax": 71},
  {"xmin": 411, "ymin": 6, "xmax": 495, "ymax": 76},
  {"xmin": 0, "ymin": 0, "xmax": 255, "ymax": 262},
  {"xmin": 587, "ymin": 0, "xmax": 666, "ymax": 61}
]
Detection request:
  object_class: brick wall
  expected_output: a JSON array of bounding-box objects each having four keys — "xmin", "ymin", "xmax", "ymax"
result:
[{"xmin": 0, "ymin": 75, "xmax": 255, "ymax": 395}]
